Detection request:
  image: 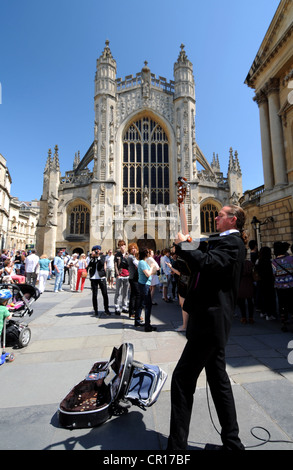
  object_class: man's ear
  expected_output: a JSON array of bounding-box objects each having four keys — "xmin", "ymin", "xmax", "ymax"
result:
[{"xmin": 230, "ymin": 215, "xmax": 237, "ymax": 228}]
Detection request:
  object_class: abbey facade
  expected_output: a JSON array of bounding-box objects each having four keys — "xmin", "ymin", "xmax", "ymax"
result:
[{"xmin": 36, "ymin": 42, "xmax": 242, "ymax": 257}]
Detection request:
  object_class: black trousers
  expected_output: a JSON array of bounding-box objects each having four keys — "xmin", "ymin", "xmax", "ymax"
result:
[
  {"xmin": 90, "ymin": 278, "xmax": 109, "ymax": 313},
  {"xmin": 167, "ymin": 338, "xmax": 244, "ymax": 450},
  {"xmin": 129, "ymin": 279, "xmax": 141, "ymax": 319}
]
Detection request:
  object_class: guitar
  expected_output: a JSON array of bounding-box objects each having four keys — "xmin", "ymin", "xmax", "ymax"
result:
[{"xmin": 176, "ymin": 176, "xmax": 192, "ymax": 242}]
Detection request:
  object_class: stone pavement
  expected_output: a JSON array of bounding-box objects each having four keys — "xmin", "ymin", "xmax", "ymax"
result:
[{"xmin": 1, "ymin": 277, "xmax": 293, "ymax": 452}]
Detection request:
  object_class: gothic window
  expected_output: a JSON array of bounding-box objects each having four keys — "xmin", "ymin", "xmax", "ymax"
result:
[
  {"xmin": 122, "ymin": 117, "xmax": 170, "ymax": 206},
  {"xmin": 200, "ymin": 203, "xmax": 219, "ymax": 234},
  {"xmin": 69, "ymin": 205, "xmax": 90, "ymax": 235}
]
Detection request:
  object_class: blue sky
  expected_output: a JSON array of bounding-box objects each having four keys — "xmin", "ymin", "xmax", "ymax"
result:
[{"xmin": 0, "ymin": 0, "xmax": 280, "ymax": 202}]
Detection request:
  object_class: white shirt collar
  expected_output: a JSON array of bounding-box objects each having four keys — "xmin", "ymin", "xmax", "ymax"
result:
[{"xmin": 219, "ymin": 229, "xmax": 239, "ymax": 237}]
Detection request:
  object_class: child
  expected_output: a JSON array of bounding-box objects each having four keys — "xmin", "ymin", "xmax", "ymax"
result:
[{"xmin": 0, "ymin": 289, "xmax": 14, "ymax": 363}]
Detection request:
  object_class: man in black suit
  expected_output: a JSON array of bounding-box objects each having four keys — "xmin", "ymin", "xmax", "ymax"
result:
[
  {"xmin": 167, "ymin": 205, "xmax": 246, "ymax": 451},
  {"xmin": 87, "ymin": 245, "xmax": 110, "ymax": 316}
]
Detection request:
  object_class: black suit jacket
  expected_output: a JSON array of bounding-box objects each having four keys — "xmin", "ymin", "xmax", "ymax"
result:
[
  {"xmin": 175, "ymin": 232, "xmax": 245, "ymax": 348},
  {"xmin": 87, "ymin": 256, "xmax": 106, "ymax": 279}
]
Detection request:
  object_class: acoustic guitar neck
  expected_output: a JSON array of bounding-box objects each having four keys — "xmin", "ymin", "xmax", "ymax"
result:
[{"xmin": 177, "ymin": 176, "xmax": 192, "ymax": 243}]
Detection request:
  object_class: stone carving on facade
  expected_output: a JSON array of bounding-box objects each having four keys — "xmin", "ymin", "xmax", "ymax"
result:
[
  {"xmin": 46, "ymin": 192, "xmax": 58, "ymax": 226},
  {"xmin": 143, "ymin": 186, "xmax": 149, "ymax": 211},
  {"xmin": 116, "ymin": 86, "xmax": 173, "ymax": 130}
]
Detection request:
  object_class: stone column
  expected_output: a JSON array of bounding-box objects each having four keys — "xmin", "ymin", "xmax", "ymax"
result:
[
  {"xmin": 267, "ymin": 78, "xmax": 287, "ymax": 187},
  {"xmin": 254, "ymin": 90, "xmax": 274, "ymax": 190}
]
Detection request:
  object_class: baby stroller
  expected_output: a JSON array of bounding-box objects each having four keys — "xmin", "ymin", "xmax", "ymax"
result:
[{"xmin": 1, "ymin": 283, "xmax": 40, "ymax": 348}]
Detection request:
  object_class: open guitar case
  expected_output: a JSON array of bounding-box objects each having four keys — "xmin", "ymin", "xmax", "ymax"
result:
[{"xmin": 58, "ymin": 343, "xmax": 167, "ymax": 429}]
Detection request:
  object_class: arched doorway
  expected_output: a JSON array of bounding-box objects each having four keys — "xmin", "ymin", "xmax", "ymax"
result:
[
  {"xmin": 73, "ymin": 247, "xmax": 83, "ymax": 256},
  {"xmin": 137, "ymin": 234, "xmax": 156, "ymax": 253}
]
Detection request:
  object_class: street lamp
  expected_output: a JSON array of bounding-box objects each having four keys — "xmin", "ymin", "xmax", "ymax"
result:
[{"xmin": 251, "ymin": 216, "xmax": 274, "ymax": 249}]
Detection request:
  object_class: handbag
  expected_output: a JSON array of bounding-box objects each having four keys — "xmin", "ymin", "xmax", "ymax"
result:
[
  {"xmin": 159, "ymin": 273, "xmax": 167, "ymax": 284},
  {"xmin": 81, "ymin": 270, "xmax": 88, "ymax": 278}
]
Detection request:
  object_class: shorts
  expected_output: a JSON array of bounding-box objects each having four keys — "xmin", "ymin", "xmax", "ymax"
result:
[{"xmin": 106, "ymin": 268, "xmax": 115, "ymax": 278}]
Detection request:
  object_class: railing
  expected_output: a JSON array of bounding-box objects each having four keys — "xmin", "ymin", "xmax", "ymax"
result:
[
  {"xmin": 116, "ymin": 73, "xmax": 174, "ymax": 94},
  {"xmin": 60, "ymin": 170, "xmax": 93, "ymax": 186},
  {"xmin": 239, "ymin": 185, "xmax": 265, "ymax": 204}
]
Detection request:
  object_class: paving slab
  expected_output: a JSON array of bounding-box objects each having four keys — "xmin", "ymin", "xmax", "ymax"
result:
[{"xmin": 1, "ymin": 278, "xmax": 293, "ymax": 454}]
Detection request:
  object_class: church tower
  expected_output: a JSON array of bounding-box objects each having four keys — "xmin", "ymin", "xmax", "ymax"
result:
[
  {"xmin": 173, "ymin": 43, "xmax": 196, "ymax": 180},
  {"xmin": 90, "ymin": 40, "xmax": 117, "ymax": 247},
  {"xmin": 36, "ymin": 146, "xmax": 60, "ymax": 257},
  {"xmin": 36, "ymin": 42, "xmax": 243, "ymax": 256}
]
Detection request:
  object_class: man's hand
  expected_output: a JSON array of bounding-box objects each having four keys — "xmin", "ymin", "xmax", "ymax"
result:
[{"xmin": 174, "ymin": 232, "xmax": 190, "ymax": 245}]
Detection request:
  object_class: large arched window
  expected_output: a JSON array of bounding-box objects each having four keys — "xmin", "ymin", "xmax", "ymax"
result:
[
  {"xmin": 69, "ymin": 205, "xmax": 90, "ymax": 235},
  {"xmin": 200, "ymin": 202, "xmax": 220, "ymax": 234},
  {"xmin": 122, "ymin": 117, "xmax": 170, "ymax": 206}
]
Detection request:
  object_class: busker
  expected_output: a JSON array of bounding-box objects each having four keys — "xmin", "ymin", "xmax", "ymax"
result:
[{"xmin": 167, "ymin": 204, "xmax": 246, "ymax": 451}]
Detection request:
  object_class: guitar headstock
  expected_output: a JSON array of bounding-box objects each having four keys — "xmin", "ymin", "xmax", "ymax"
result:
[{"xmin": 177, "ymin": 176, "xmax": 190, "ymax": 206}]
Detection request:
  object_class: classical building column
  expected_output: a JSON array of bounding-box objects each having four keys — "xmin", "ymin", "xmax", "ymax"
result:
[
  {"xmin": 267, "ymin": 78, "xmax": 287, "ymax": 187},
  {"xmin": 254, "ymin": 90, "xmax": 274, "ymax": 190}
]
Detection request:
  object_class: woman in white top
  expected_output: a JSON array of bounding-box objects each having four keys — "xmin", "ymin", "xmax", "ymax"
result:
[
  {"xmin": 68, "ymin": 253, "xmax": 79, "ymax": 291},
  {"xmin": 147, "ymin": 249, "xmax": 160, "ymax": 305},
  {"xmin": 76, "ymin": 253, "xmax": 88, "ymax": 292}
]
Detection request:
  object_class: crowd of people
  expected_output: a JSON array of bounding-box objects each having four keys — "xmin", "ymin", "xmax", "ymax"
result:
[
  {"xmin": 0, "ymin": 234, "xmax": 292, "ymax": 333},
  {"xmin": 237, "ymin": 239, "xmax": 293, "ymax": 332}
]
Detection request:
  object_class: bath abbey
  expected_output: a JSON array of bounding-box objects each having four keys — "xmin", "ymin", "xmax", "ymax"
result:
[{"xmin": 36, "ymin": 41, "xmax": 242, "ymax": 257}]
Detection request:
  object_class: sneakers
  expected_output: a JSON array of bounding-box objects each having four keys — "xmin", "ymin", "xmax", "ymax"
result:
[{"xmin": 115, "ymin": 309, "xmax": 121, "ymax": 316}]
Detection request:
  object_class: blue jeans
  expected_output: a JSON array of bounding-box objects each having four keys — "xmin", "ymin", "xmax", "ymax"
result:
[
  {"xmin": 54, "ymin": 270, "xmax": 64, "ymax": 291},
  {"xmin": 137, "ymin": 283, "xmax": 152, "ymax": 327}
]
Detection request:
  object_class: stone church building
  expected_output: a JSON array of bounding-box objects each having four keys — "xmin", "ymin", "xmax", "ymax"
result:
[{"xmin": 36, "ymin": 42, "xmax": 242, "ymax": 257}]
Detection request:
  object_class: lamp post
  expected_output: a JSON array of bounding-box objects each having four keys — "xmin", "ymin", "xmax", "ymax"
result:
[
  {"xmin": 251, "ymin": 216, "xmax": 274, "ymax": 250},
  {"xmin": 251, "ymin": 216, "xmax": 261, "ymax": 250}
]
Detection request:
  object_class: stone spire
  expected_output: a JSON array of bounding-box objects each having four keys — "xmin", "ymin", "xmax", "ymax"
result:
[
  {"xmin": 173, "ymin": 43, "xmax": 195, "ymax": 100},
  {"xmin": 234, "ymin": 150, "xmax": 241, "ymax": 175},
  {"xmin": 52, "ymin": 145, "xmax": 60, "ymax": 171},
  {"xmin": 100, "ymin": 39, "xmax": 113, "ymax": 59},
  {"xmin": 228, "ymin": 147, "xmax": 234, "ymax": 172},
  {"xmin": 95, "ymin": 40, "xmax": 117, "ymax": 98},
  {"xmin": 211, "ymin": 152, "xmax": 221, "ymax": 172},
  {"xmin": 227, "ymin": 147, "xmax": 243, "ymax": 203},
  {"xmin": 44, "ymin": 148, "xmax": 52, "ymax": 173},
  {"xmin": 73, "ymin": 151, "xmax": 80, "ymax": 170},
  {"xmin": 228, "ymin": 147, "xmax": 242, "ymax": 176},
  {"xmin": 177, "ymin": 43, "xmax": 188, "ymax": 63}
]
